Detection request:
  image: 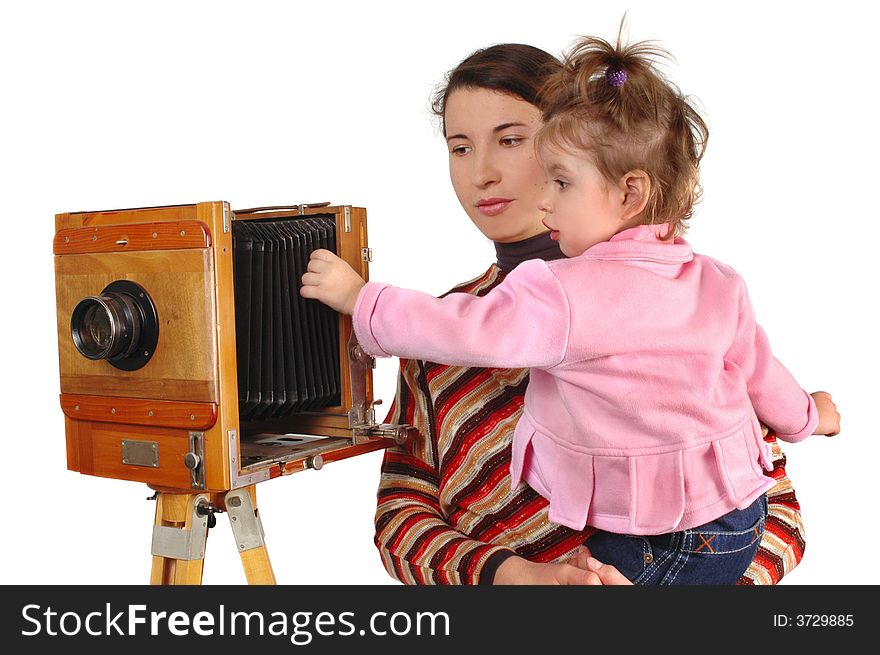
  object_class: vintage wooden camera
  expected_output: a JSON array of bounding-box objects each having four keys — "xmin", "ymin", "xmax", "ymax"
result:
[{"xmin": 53, "ymin": 201, "xmax": 409, "ymax": 583}]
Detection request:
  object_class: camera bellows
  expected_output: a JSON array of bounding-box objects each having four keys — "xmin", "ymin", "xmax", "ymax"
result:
[{"xmin": 232, "ymin": 216, "xmax": 341, "ymax": 421}]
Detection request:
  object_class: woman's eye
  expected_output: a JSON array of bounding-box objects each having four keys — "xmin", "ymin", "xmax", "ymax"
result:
[
  {"xmin": 500, "ymin": 136, "xmax": 523, "ymax": 147},
  {"xmin": 555, "ymin": 179, "xmax": 569, "ymax": 190},
  {"xmin": 450, "ymin": 145, "xmax": 471, "ymax": 156}
]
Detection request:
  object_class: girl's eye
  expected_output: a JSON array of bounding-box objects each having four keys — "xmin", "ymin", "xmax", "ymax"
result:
[
  {"xmin": 500, "ymin": 136, "xmax": 523, "ymax": 147},
  {"xmin": 555, "ymin": 179, "xmax": 569, "ymax": 190},
  {"xmin": 450, "ymin": 144, "xmax": 471, "ymax": 156}
]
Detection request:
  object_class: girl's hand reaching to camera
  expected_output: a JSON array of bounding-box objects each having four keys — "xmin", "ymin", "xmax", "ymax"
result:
[
  {"xmin": 300, "ymin": 249, "xmax": 365, "ymax": 315},
  {"xmin": 811, "ymin": 391, "xmax": 840, "ymax": 437}
]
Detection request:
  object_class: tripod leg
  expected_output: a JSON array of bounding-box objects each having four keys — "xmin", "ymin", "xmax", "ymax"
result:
[
  {"xmin": 225, "ymin": 486, "xmax": 276, "ymax": 585},
  {"xmin": 150, "ymin": 492, "xmax": 209, "ymax": 585}
]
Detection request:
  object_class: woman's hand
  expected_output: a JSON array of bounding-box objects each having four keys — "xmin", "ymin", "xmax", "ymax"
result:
[
  {"xmin": 300, "ymin": 249, "xmax": 365, "ymax": 315},
  {"xmin": 811, "ymin": 391, "xmax": 840, "ymax": 436},
  {"xmin": 493, "ymin": 547, "xmax": 632, "ymax": 585}
]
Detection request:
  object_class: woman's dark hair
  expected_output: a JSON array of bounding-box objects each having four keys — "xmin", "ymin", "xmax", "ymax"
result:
[{"xmin": 431, "ymin": 43, "xmax": 561, "ymax": 134}]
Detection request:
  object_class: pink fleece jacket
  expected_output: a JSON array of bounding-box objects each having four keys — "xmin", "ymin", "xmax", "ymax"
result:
[{"xmin": 352, "ymin": 224, "xmax": 818, "ymax": 534}]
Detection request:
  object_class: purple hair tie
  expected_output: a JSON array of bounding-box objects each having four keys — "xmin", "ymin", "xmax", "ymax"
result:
[{"xmin": 605, "ymin": 66, "xmax": 627, "ymax": 88}]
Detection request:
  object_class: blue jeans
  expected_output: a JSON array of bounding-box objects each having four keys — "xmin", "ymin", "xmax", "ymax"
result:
[{"xmin": 585, "ymin": 494, "xmax": 768, "ymax": 585}]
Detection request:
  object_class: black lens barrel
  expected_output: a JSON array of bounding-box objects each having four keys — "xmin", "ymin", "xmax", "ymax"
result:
[{"xmin": 70, "ymin": 280, "xmax": 158, "ymax": 371}]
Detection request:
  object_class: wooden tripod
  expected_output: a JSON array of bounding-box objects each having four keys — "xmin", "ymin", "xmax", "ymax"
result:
[{"xmin": 149, "ymin": 485, "xmax": 275, "ymax": 585}]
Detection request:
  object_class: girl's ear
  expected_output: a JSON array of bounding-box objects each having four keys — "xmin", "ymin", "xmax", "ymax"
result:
[{"xmin": 618, "ymin": 170, "xmax": 651, "ymax": 223}]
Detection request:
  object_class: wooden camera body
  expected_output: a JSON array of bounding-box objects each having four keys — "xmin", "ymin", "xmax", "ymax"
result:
[{"xmin": 54, "ymin": 201, "xmax": 407, "ymax": 494}]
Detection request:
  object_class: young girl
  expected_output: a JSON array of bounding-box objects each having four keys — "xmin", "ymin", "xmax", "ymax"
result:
[{"xmin": 301, "ymin": 32, "xmax": 841, "ymax": 585}]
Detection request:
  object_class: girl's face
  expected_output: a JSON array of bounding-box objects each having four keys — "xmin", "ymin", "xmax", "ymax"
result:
[
  {"xmin": 445, "ymin": 88, "xmax": 548, "ymax": 243},
  {"xmin": 537, "ymin": 145, "xmax": 623, "ymax": 257}
]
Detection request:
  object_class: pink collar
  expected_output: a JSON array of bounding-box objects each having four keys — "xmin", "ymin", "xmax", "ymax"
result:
[
  {"xmin": 578, "ymin": 223, "xmax": 694, "ymax": 269},
  {"xmin": 609, "ymin": 223, "xmax": 672, "ymax": 243}
]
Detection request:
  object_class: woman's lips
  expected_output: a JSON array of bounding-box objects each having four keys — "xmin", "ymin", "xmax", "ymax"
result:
[{"xmin": 476, "ymin": 198, "xmax": 512, "ymax": 216}]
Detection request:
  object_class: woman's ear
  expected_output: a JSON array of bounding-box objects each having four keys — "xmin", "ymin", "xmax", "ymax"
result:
[{"xmin": 618, "ymin": 170, "xmax": 651, "ymax": 223}]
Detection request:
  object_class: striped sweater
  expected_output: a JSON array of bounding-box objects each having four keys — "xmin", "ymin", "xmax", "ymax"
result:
[{"xmin": 375, "ymin": 264, "xmax": 806, "ymax": 584}]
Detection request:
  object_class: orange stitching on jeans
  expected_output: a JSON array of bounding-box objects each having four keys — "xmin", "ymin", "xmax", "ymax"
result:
[{"xmin": 694, "ymin": 533, "xmax": 716, "ymax": 553}]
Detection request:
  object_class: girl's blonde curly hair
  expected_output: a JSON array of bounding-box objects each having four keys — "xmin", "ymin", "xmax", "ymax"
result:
[{"xmin": 536, "ymin": 23, "xmax": 709, "ymax": 238}]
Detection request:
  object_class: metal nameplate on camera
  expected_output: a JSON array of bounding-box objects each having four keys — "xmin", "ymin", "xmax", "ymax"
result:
[{"xmin": 121, "ymin": 439, "xmax": 159, "ymax": 468}]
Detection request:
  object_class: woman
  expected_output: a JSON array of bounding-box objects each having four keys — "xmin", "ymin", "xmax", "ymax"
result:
[{"xmin": 373, "ymin": 44, "xmax": 805, "ymax": 585}]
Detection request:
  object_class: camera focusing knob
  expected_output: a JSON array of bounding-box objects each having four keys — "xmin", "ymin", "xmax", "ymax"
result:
[{"xmin": 183, "ymin": 452, "xmax": 201, "ymax": 470}]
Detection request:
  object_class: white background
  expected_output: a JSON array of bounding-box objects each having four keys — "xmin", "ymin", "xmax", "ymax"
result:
[{"xmin": 1, "ymin": 0, "xmax": 876, "ymax": 585}]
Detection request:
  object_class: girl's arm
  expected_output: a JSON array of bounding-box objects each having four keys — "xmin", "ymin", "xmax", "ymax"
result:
[
  {"xmin": 301, "ymin": 249, "xmax": 570, "ymax": 369},
  {"xmin": 726, "ymin": 280, "xmax": 832, "ymax": 441},
  {"xmin": 353, "ymin": 259, "xmax": 570, "ymax": 369}
]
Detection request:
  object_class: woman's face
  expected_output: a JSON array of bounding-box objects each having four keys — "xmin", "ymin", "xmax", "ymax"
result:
[{"xmin": 445, "ymin": 88, "xmax": 549, "ymax": 243}]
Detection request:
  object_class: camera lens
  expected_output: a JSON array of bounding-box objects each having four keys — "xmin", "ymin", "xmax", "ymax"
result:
[
  {"xmin": 86, "ymin": 304, "xmax": 111, "ymax": 349},
  {"xmin": 71, "ymin": 298, "xmax": 115, "ymax": 359},
  {"xmin": 70, "ymin": 281, "xmax": 158, "ymax": 370}
]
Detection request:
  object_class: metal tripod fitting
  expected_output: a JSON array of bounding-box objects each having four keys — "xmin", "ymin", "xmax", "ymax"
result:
[
  {"xmin": 150, "ymin": 493, "xmax": 210, "ymax": 561},
  {"xmin": 225, "ymin": 488, "xmax": 266, "ymax": 553}
]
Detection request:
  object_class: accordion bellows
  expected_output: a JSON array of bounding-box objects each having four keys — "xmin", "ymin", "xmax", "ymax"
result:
[{"xmin": 233, "ymin": 216, "xmax": 341, "ymax": 420}]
